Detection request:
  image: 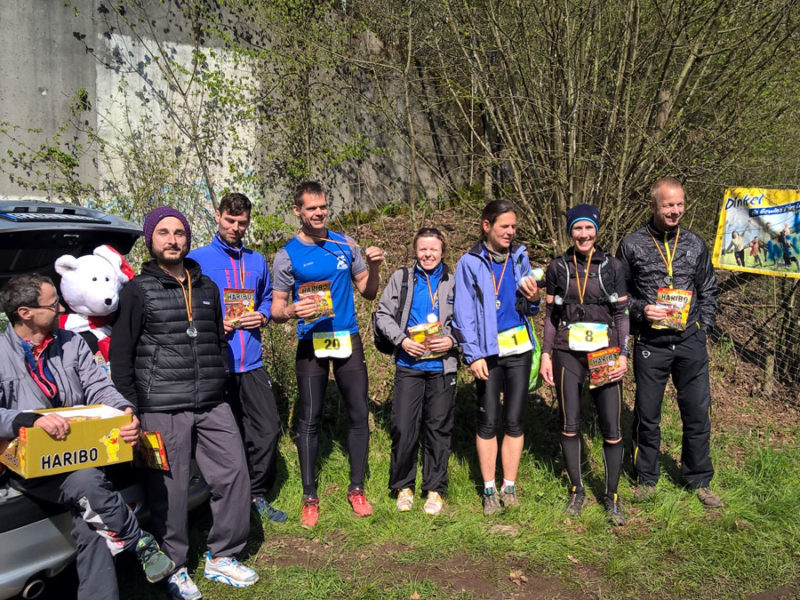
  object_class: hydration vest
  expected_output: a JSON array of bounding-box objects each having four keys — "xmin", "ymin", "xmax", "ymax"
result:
[{"xmin": 552, "ymin": 250, "xmax": 618, "ymax": 326}]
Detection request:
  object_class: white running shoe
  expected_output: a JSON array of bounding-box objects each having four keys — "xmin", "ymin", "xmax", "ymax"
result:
[
  {"xmin": 396, "ymin": 488, "xmax": 414, "ymax": 512},
  {"xmin": 423, "ymin": 491, "xmax": 444, "ymax": 515},
  {"xmin": 203, "ymin": 552, "xmax": 259, "ymax": 587},
  {"xmin": 167, "ymin": 567, "xmax": 202, "ymax": 600}
]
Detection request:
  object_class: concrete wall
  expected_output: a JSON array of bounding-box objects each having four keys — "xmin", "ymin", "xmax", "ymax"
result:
[
  {"xmin": 0, "ymin": 0, "xmax": 461, "ymax": 220},
  {"xmin": 0, "ymin": 1, "xmax": 99, "ymax": 199}
]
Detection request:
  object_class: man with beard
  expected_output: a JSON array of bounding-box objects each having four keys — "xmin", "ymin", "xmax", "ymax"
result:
[
  {"xmin": 111, "ymin": 207, "xmax": 257, "ymax": 600},
  {"xmin": 190, "ymin": 193, "xmax": 287, "ymax": 523}
]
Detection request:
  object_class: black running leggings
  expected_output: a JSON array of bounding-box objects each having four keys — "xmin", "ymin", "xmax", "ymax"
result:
[
  {"xmin": 475, "ymin": 351, "xmax": 532, "ymax": 439},
  {"xmin": 295, "ymin": 333, "xmax": 370, "ymax": 497},
  {"xmin": 552, "ymin": 349, "xmax": 621, "ymax": 440}
]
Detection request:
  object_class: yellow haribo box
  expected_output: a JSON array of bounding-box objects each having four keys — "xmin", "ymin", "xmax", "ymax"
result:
[{"xmin": 0, "ymin": 404, "xmax": 133, "ymax": 478}]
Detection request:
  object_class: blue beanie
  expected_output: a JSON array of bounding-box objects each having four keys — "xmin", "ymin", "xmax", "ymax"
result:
[
  {"xmin": 566, "ymin": 204, "xmax": 600, "ymax": 233},
  {"xmin": 143, "ymin": 207, "xmax": 192, "ymax": 252}
]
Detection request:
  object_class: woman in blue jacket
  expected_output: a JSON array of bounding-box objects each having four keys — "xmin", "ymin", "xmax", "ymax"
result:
[{"xmin": 452, "ymin": 200, "xmax": 541, "ymax": 515}]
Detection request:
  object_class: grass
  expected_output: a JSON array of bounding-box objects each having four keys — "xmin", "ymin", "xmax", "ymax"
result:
[{"xmin": 112, "ymin": 356, "xmax": 800, "ymax": 600}]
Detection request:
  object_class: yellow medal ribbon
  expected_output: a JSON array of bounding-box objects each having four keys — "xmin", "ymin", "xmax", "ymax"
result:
[
  {"xmin": 489, "ymin": 251, "xmax": 510, "ymax": 310},
  {"xmin": 572, "ymin": 247, "xmax": 595, "ymax": 304},
  {"xmin": 175, "ymin": 269, "xmax": 195, "ymax": 334},
  {"xmin": 423, "ymin": 270, "xmax": 439, "ymax": 314},
  {"xmin": 647, "ymin": 227, "xmax": 680, "ymax": 288}
]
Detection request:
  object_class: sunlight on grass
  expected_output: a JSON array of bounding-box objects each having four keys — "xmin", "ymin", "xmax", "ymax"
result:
[{"xmin": 117, "ymin": 346, "xmax": 800, "ymax": 600}]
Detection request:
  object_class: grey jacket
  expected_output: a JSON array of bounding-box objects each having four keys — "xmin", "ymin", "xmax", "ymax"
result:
[
  {"xmin": 0, "ymin": 325, "xmax": 133, "ymax": 440},
  {"xmin": 374, "ymin": 263, "xmax": 459, "ymax": 375}
]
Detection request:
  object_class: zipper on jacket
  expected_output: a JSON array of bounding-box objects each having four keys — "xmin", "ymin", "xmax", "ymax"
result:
[
  {"xmin": 146, "ymin": 345, "xmax": 160, "ymax": 402},
  {"xmin": 191, "ymin": 321, "xmax": 201, "ymax": 410}
]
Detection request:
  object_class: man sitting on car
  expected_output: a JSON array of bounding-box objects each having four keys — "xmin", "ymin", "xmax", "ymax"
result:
[{"xmin": 0, "ymin": 274, "xmax": 174, "ymax": 600}]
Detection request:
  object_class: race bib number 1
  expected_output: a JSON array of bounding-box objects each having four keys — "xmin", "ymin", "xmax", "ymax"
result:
[
  {"xmin": 568, "ymin": 322, "xmax": 609, "ymax": 352},
  {"xmin": 312, "ymin": 331, "xmax": 353, "ymax": 359},
  {"xmin": 497, "ymin": 325, "xmax": 533, "ymax": 357}
]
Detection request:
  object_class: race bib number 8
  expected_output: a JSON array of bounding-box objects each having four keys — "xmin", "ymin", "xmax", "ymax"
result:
[
  {"xmin": 497, "ymin": 325, "xmax": 533, "ymax": 357},
  {"xmin": 568, "ymin": 322, "xmax": 609, "ymax": 352},
  {"xmin": 312, "ymin": 331, "xmax": 353, "ymax": 359}
]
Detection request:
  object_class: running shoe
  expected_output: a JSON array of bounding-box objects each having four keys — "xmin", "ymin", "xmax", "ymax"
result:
[
  {"xmin": 203, "ymin": 552, "xmax": 259, "ymax": 587},
  {"xmin": 167, "ymin": 567, "xmax": 202, "ymax": 600},
  {"xmin": 500, "ymin": 485, "xmax": 519, "ymax": 507},
  {"xmin": 564, "ymin": 489, "xmax": 585, "ymax": 517},
  {"xmin": 396, "ymin": 488, "xmax": 414, "ymax": 512},
  {"xmin": 135, "ymin": 532, "xmax": 175, "ymax": 583},
  {"xmin": 483, "ymin": 487, "xmax": 502, "ymax": 516},
  {"xmin": 697, "ymin": 487, "xmax": 723, "ymax": 508},
  {"xmin": 633, "ymin": 484, "xmax": 657, "ymax": 501},
  {"xmin": 423, "ymin": 491, "xmax": 444, "ymax": 515},
  {"xmin": 604, "ymin": 494, "xmax": 627, "ymax": 526},
  {"xmin": 300, "ymin": 496, "xmax": 320, "ymax": 528},
  {"xmin": 252, "ymin": 496, "xmax": 288, "ymax": 523},
  {"xmin": 348, "ymin": 488, "xmax": 373, "ymax": 517}
]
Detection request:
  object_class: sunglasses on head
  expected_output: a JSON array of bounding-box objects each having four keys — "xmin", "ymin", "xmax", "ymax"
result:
[{"xmin": 417, "ymin": 227, "xmax": 442, "ymax": 236}]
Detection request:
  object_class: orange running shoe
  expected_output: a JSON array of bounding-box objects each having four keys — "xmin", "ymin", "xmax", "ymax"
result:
[
  {"xmin": 347, "ymin": 488, "xmax": 373, "ymax": 517},
  {"xmin": 300, "ymin": 496, "xmax": 319, "ymax": 528}
]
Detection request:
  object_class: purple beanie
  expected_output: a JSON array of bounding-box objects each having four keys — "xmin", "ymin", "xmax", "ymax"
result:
[{"xmin": 143, "ymin": 207, "xmax": 192, "ymax": 252}]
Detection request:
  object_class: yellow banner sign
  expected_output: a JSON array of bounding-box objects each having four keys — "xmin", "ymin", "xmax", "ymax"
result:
[{"xmin": 713, "ymin": 187, "xmax": 800, "ymax": 278}]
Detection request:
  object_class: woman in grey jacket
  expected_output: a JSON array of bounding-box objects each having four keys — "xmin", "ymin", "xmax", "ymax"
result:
[{"xmin": 374, "ymin": 228, "xmax": 458, "ymax": 515}]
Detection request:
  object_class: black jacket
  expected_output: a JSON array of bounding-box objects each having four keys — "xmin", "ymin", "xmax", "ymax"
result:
[
  {"xmin": 543, "ymin": 247, "xmax": 629, "ymax": 352},
  {"xmin": 616, "ymin": 219, "xmax": 718, "ymax": 343},
  {"xmin": 110, "ymin": 258, "xmax": 228, "ymax": 412}
]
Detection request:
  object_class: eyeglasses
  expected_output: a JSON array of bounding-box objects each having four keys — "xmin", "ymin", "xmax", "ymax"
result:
[{"xmin": 26, "ymin": 296, "xmax": 61, "ymax": 311}]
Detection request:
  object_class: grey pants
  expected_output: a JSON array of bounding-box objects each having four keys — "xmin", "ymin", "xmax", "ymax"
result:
[
  {"xmin": 139, "ymin": 402, "xmax": 251, "ymax": 568},
  {"xmin": 12, "ymin": 467, "xmax": 142, "ymax": 600}
]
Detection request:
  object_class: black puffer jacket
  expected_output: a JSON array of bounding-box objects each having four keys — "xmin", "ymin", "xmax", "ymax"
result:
[
  {"xmin": 616, "ymin": 219, "xmax": 717, "ymax": 344},
  {"xmin": 111, "ymin": 258, "xmax": 228, "ymax": 412}
]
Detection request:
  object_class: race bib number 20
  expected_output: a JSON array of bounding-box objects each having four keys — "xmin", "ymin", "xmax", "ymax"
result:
[{"xmin": 312, "ymin": 331, "xmax": 353, "ymax": 359}]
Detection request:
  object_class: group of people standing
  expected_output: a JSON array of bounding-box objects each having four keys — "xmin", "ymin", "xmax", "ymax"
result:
[
  {"xmin": 375, "ymin": 176, "xmax": 720, "ymax": 527},
  {"xmin": 0, "ymin": 176, "xmax": 721, "ymax": 600}
]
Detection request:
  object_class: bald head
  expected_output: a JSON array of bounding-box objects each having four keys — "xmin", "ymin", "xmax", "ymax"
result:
[{"xmin": 649, "ymin": 177, "xmax": 685, "ymax": 231}]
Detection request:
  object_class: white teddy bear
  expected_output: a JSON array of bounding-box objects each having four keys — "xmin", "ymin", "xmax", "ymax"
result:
[{"xmin": 55, "ymin": 244, "xmax": 134, "ymax": 376}]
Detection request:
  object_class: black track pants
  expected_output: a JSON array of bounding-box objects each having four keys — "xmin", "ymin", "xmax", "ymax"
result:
[
  {"xmin": 389, "ymin": 366, "xmax": 456, "ymax": 494},
  {"xmin": 225, "ymin": 368, "xmax": 282, "ymax": 497},
  {"xmin": 632, "ymin": 329, "xmax": 714, "ymax": 488}
]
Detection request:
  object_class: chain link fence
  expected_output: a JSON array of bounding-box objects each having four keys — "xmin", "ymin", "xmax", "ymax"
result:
[{"xmin": 715, "ymin": 269, "xmax": 800, "ymax": 403}]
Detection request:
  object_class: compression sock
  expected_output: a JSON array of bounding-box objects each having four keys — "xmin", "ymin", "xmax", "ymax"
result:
[
  {"xmin": 560, "ymin": 434, "xmax": 583, "ymax": 492},
  {"xmin": 603, "ymin": 440, "xmax": 624, "ymax": 498}
]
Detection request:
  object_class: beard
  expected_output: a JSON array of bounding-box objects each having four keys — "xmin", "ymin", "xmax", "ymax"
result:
[{"xmin": 152, "ymin": 244, "xmax": 189, "ymax": 266}]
